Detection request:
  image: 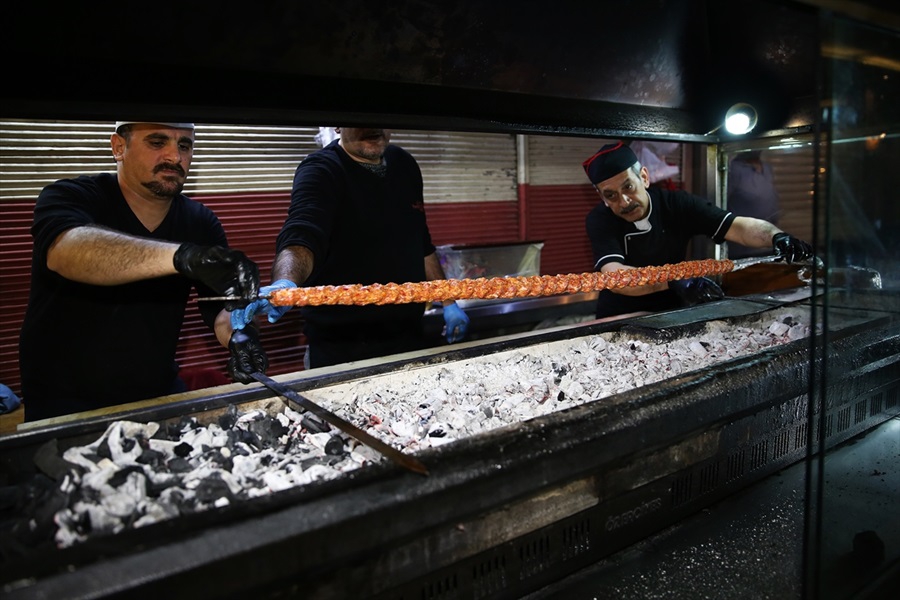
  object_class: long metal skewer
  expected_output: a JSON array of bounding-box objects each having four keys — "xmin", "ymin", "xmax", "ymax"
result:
[
  {"xmin": 249, "ymin": 372, "xmax": 429, "ymax": 476},
  {"xmin": 199, "ymin": 294, "xmax": 272, "ymax": 302},
  {"xmin": 199, "ymin": 257, "xmax": 821, "ymax": 304}
]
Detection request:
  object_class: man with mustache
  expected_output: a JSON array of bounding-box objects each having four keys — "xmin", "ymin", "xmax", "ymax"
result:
[
  {"xmin": 231, "ymin": 127, "xmax": 470, "ymax": 369},
  {"xmin": 19, "ymin": 121, "xmax": 265, "ymax": 422},
  {"xmin": 583, "ymin": 142, "xmax": 813, "ymax": 319}
]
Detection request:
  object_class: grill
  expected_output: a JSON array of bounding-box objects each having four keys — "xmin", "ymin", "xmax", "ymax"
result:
[{"xmin": 2, "ymin": 289, "xmax": 898, "ymax": 599}]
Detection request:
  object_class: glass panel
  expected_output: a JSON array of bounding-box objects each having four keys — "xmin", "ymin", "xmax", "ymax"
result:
[{"xmin": 816, "ymin": 13, "xmax": 900, "ymax": 600}]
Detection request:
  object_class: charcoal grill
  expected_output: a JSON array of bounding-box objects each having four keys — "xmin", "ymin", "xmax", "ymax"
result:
[{"xmin": 1, "ymin": 290, "xmax": 898, "ymax": 600}]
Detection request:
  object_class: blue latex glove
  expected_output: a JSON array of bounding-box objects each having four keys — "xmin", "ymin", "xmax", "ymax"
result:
[
  {"xmin": 230, "ymin": 279, "xmax": 297, "ymax": 330},
  {"xmin": 442, "ymin": 302, "xmax": 470, "ymax": 343},
  {"xmin": 0, "ymin": 383, "xmax": 21, "ymax": 415}
]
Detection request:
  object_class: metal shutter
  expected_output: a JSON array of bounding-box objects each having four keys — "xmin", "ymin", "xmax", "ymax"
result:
[
  {"xmin": 766, "ymin": 146, "xmax": 815, "ymax": 244},
  {"xmin": 392, "ymin": 130, "xmax": 518, "ymax": 203},
  {"xmin": 0, "ymin": 120, "xmax": 320, "ymax": 199}
]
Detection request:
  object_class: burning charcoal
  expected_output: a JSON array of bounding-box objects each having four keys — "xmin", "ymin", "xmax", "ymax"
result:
[
  {"xmin": 173, "ymin": 442, "xmax": 193, "ymax": 458},
  {"xmin": 11, "ymin": 474, "xmax": 70, "ymax": 546},
  {"xmin": 427, "ymin": 423, "xmax": 448, "ymax": 438},
  {"xmin": 53, "ymin": 504, "xmax": 94, "ymax": 546},
  {"xmin": 159, "ymin": 487, "xmax": 194, "ymax": 513},
  {"xmin": 193, "ymin": 475, "xmax": 234, "ymax": 504},
  {"xmin": 229, "ymin": 428, "xmax": 262, "ymax": 451},
  {"xmin": 137, "ymin": 448, "xmax": 166, "ymax": 467},
  {"xmin": 324, "ymin": 435, "xmax": 345, "ymax": 456},
  {"xmin": 299, "ymin": 456, "xmax": 327, "ymax": 471},
  {"xmin": 229, "ymin": 442, "xmax": 252, "ymax": 457},
  {"xmin": 133, "ymin": 500, "xmax": 180, "ymax": 528},
  {"xmin": 218, "ymin": 404, "xmax": 240, "ymax": 430},
  {"xmin": 107, "ymin": 465, "xmax": 145, "ymax": 488},
  {"xmin": 96, "ymin": 438, "xmax": 112, "ymax": 460},
  {"xmin": 167, "ymin": 457, "xmax": 193, "ymax": 473},
  {"xmin": 120, "ymin": 437, "xmax": 137, "ymax": 454},
  {"xmin": 248, "ymin": 416, "xmax": 288, "ymax": 447},
  {"xmin": 146, "ymin": 476, "xmax": 181, "ymax": 498},
  {"xmin": 301, "ymin": 416, "xmax": 330, "ymax": 433},
  {"xmin": 206, "ymin": 449, "xmax": 234, "ymax": 472},
  {"xmin": 17, "ymin": 307, "xmax": 815, "ymax": 549},
  {"xmin": 148, "ymin": 439, "xmax": 184, "ymax": 462},
  {"xmin": 32, "ymin": 439, "xmax": 77, "ymax": 481},
  {"xmin": 181, "ymin": 428, "xmax": 213, "ymax": 451},
  {"xmin": 167, "ymin": 416, "xmax": 196, "ymax": 439}
]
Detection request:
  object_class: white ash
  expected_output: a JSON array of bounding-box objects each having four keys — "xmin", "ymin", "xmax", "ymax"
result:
[
  {"xmin": 41, "ymin": 308, "xmax": 810, "ymax": 548},
  {"xmin": 308, "ymin": 308, "xmax": 813, "ymax": 451}
]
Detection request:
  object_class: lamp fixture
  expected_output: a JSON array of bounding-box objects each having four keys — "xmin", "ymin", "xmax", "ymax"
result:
[
  {"xmin": 724, "ymin": 103, "xmax": 758, "ymax": 135},
  {"xmin": 705, "ymin": 102, "xmax": 759, "ymax": 136}
]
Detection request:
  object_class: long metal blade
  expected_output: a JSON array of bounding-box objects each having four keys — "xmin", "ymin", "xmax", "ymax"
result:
[
  {"xmin": 728, "ymin": 255, "xmax": 784, "ymax": 271},
  {"xmin": 198, "ymin": 294, "xmax": 271, "ymax": 302},
  {"xmin": 249, "ymin": 372, "xmax": 429, "ymax": 476}
]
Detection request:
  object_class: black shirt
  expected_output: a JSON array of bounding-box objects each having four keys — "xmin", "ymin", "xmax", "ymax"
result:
[
  {"xmin": 19, "ymin": 173, "xmax": 227, "ymax": 420},
  {"xmin": 275, "ymin": 141, "xmax": 436, "ymax": 367},
  {"xmin": 585, "ymin": 187, "xmax": 735, "ymax": 318}
]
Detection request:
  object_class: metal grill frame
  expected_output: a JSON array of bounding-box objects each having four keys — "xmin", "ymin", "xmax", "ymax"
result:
[{"xmin": 1, "ymin": 294, "xmax": 898, "ymax": 599}]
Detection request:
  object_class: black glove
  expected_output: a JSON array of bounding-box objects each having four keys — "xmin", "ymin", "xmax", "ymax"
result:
[
  {"xmin": 227, "ymin": 327, "xmax": 268, "ymax": 384},
  {"xmin": 669, "ymin": 277, "xmax": 725, "ymax": 306},
  {"xmin": 772, "ymin": 233, "xmax": 813, "ymax": 264},
  {"xmin": 173, "ymin": 243, "xmax": 260, "ymax": 310}
]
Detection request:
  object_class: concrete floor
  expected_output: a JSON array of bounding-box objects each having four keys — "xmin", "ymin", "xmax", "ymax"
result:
[{"xmin": 525, "ymin": 416, "xmax": 900, "ymax": 600}]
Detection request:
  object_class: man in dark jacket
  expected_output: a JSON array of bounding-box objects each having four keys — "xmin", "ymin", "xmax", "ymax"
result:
[{"xmin": 231, "ymin": 127, "xmax": 469, "ymax": 369}]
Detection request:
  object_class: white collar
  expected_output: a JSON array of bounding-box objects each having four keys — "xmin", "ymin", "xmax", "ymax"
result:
[
  {"xmin": 632, "ymin": 193, "xmax": 653, "ymax": 230},
  {"xmin": 633, "ymin": 216, "xmax": 651, "ymax": 231}
]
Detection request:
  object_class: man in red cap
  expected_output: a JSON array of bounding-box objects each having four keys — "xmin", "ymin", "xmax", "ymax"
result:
[
  {"xmin": 19, "ymin": 121, "xmax": 266, "ymax": 422},
  {"xmin": 582, "ymin": 141, "xmax": 813, "ymax": 319}
]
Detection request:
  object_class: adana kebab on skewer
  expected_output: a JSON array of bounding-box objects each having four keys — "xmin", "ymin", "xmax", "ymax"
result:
[{"xmin": 204, "ymin": 257, "xmax": 756, "ymax": 306}]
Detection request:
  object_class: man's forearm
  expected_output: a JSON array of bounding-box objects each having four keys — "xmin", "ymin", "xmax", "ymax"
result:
[
  {"xmin": 47, "ymin": 225, "xmax": 179, "ymax": 285},
  {"xmin": 271, "ymin": 245, "xmax": 314, "ymax": 285},
  {"xmin": 214, "ymin": 309, "xmax": 232, "ymax": 347},
  {"xmin": 727, "ymin": 216, "xmax": 782, "ymax": 249}
]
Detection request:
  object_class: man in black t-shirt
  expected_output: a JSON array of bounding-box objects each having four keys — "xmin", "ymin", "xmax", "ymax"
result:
[
  {"xmin": 231, "ymin": 127, "xmax": 470, "ymax": 369},
  {"xmin": 19, "ymin": 121, "xmax": 265, "ymax": 422},
  {"xmin": 583, "ymin": 142, "xmax": 813, "ymax": 319}
]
